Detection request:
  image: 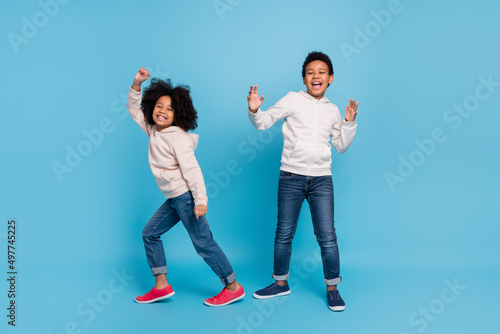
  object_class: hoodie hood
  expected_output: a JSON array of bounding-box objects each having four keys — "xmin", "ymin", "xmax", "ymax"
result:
[
  {"xmin": 157, "ymin": 125, "xmax": 199, "ymax": 149},
  {"xmin": 298, "ymin": 90, "xmax": 331, "ymax": 104}
]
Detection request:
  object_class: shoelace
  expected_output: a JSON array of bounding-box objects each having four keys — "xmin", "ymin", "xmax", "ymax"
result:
[
  {"xmin": 328, "ymin": 290, "xmax": 339, "ymax": 299},
  {"xmin": 213, "ymin": 288, "xmax": 229, "ymax": 302},
  {"xmin": 143, "ymin": 287, "xmax": 167, "ymax": 300},
  {"xmin": 138, "ymin": 290, "xmax": 154, "ymax": 301}
]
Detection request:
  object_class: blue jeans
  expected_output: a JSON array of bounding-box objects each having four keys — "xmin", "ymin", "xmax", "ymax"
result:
[
  {"xmin": 273, "ymin": 171, "xmax": 341, "ymax": 285},
  {"xmin": 142, "ymin": 191, "xmax": 236, "ymax": 285}
]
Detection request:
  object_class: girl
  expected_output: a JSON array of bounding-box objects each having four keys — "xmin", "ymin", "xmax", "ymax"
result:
[{"xmin": 127, "ymin": 67, "xmax": 244, "ymax": 306}]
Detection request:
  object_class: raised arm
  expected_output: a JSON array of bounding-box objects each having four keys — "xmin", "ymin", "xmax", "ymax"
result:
[
  {"xmin": 247, "ymin": 86, "xmax": 293, "ymax": 130},
  {"xmin": 127, "ymin": 67, "xmax": 152, "ymax": 135},
  {"xmin": 331, "ymin": 99, "xmax": 359, "ymax": 153}
]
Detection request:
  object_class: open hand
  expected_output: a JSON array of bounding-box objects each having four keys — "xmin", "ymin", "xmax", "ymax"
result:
[
  {"xmin": 194, "ymin": 205, "xmax": 207, "ymax": 220},
  {"xmin": 247, "ymin": 85, "xmax": 264, "ymax": 114},
  {"xmin": 345, "ymin": 99, "xmax": 359, "ymax": 122}
]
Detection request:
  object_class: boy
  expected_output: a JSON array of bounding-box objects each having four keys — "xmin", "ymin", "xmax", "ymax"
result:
[{"xmin": 247, "ymin": 51, "xmax": 358, "ymax": 311}]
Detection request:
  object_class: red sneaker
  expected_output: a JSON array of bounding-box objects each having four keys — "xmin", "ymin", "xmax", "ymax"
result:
[
  {"xmin": 204, "ymin": 285, "xmax": 245, "ymax": 307},
  {"xmin": 135, "ymin": 285, "xmax": 175, "ymax": 304}
]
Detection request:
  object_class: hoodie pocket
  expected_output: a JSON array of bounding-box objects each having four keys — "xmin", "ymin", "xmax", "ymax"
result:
[
  {"xmin": 314, "ymin": 142, "xmax": 331, "ymax": 166},
  {"xmin": 158, "ymin": 168, "xmax": 184, "ymax": 191},
  {"xmin": 289, "ymin": 140, "xmax": 331, "ymax": 166},
  {"xmin": 289, "ymin": 140, "xmax": 313, "ymax": 165}
]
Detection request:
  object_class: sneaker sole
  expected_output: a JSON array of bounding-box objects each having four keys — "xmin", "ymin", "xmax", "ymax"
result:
[
  {"xmin": 253, "ymin": 290, "xmax": 291, "ymax": 300},
  {"xmin": 135, "ymin": 291, "xmax": 175, "ymax": 304},
  {"xmin": 328, "ymin": 305, "xmax": 345, "ymax": 312},
  {"xmin": 204, "ymin": 292, "xmax": 246, "ymax": 307}
]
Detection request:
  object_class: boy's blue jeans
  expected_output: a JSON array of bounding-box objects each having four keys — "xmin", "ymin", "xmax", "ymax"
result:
[
  {"xmin": 142, "ymin": 191, "xmax": 236, "ymax": 285},
  {"xmin": 273, "ymin": 171, "xmax": 341, "ymax": 286}
]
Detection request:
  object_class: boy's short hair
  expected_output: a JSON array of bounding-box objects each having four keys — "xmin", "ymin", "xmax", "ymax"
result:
[
  {"xmin": 301, "ymin": 51, "xmax": 334, "ymax": 77},
  {"xmin": 141, "ymin": 78, "xmax": 198, "ymax": 131}
]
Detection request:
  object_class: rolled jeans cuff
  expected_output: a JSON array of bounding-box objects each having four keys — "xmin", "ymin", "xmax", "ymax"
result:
[
  {"xmin": 221, "ymin": 271, "xmax": 237, "ymax": 285},
  {"xmin": 325, "ymin": 276, "xmax": 341, "ymax": 286},
  {"xmin": 272, "ymin": 273, "xmax": 289, "ymax": 281},
  {"xmin": 151, "ymin": 266, "xmax": 168, "ymax": 276}
]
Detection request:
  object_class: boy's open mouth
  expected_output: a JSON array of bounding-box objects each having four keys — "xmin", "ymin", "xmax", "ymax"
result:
[{"xmin": 312, "ymin": 81, "xmax": 322, "ymax": 89}]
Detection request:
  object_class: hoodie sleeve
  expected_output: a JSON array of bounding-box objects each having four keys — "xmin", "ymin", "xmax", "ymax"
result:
[
  {"xmin": 170, "ymin": 135, "xmax": 208, "ymax": 206},
  {"xmin": 248, "ymin": 92, "xmax": 294, "ymax": 130},
  {"xmin": 331, "ymin": 117, "xmax": 357, "ymax": 154},
  {"xmin": 126, "ymin": 87, "xmax": 152, "ymax": 136}
]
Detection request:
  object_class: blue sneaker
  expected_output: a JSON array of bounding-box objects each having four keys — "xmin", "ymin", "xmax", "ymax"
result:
[
  {"xmin": 253, "ymin": 283, "xmax": 291, "ymax": 299},
  {"xmin": 327, "ymin": 290, "xmax": 345, "ymax": 311}
]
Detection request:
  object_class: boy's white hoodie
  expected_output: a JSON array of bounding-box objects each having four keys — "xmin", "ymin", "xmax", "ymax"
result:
[
  {"xmin": 127, "ymin": 88, "xmax": 208, "ymax": 206},
  {"xmin": 248, "ymin": 90, "xmax": 357, "ymax": 176}
]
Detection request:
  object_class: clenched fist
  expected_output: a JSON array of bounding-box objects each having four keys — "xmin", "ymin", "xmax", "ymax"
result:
[{"xmin": 132, "ymin": 67, "xmax": 151, "ymax": 92}]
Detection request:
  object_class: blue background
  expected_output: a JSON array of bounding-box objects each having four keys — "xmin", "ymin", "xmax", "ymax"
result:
[{"xmin": 1, "ymin": 0, "xmax": 499, "ymax": 333}]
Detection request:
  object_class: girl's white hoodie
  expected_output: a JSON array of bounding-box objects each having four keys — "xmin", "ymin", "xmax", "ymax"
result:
[{"xmin": 127, "ymin": 88, "xmax": 208, "ymax": 206}]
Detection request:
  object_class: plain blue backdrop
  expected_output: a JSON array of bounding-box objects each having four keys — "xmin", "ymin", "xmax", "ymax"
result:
[{"xmin": 1, "ymin": 0, "xmax": 499, "ymax": 333}]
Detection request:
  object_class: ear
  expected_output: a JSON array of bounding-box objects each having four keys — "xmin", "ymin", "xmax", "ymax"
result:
[
  {"xmin": 328, "ymin": 75, "xmax": 334, "ymax": 84},
  {"xmin": 303, "ymin": 77, "xmax": 306, "ymax": 85}
]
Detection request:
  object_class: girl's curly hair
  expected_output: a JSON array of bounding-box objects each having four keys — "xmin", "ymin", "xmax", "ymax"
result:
[{"xmin": 141, "ymin": 78, "xmax": 198, "ymax": 131}]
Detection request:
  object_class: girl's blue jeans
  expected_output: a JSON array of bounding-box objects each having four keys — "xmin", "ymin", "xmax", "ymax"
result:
[
  {"xmin": 142, "ymin": 191, "xmax": 236, "ymax": 285},
  {"xmin": 273, "ymin": 171, "xmax": 341, "ymax": 286}
]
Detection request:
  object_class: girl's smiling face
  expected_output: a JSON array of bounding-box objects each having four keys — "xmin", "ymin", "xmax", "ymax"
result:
[
  {"xmin": 303, "ymin": 60, "xmax": 334, "ymax": 99},
  {"xmin": 153, "ymin": 95, "xmax": 174, "ymax": 131}
]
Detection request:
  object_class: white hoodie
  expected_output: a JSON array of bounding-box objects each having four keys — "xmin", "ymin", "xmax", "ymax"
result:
[
  {"xmin": 248, "ymin": 90, "xmax": 357, "ymax": 176},
  {"xmin": 127, "ymin": 88, "xmax": 208, "ymax": 206}
]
